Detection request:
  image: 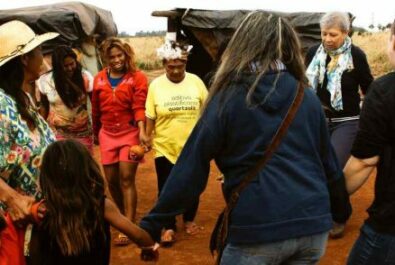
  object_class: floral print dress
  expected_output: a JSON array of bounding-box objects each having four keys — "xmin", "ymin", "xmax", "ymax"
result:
[
  {"xmin": 37, "ymin": 70, "xmax": 94, "ymax": 151},
  {"xmin": 0, "ymin": 89, "xmax": 55, "ymax": 207}
]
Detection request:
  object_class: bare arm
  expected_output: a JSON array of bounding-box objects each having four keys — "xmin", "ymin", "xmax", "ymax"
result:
[
  {"xmin": 146, "ymin": 118, "xmax": 155, "ymax": 137},
  {"xmin": 137, "ymin": 120, "xmax": 150, "ymax": 149},
  {"xmin": 104, "ymin": 198, "xmax": 155, "ymax": 247},
  {"xmin": 344, "ymin": 155, "xmax": 379, "ymax": 195},
  {"xmin": 145, "ymin": 118, "xmax": 155, "ymax": 148}
]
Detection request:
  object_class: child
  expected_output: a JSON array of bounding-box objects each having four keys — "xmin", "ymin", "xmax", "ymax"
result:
[{"xmin": 26, "ymin": 139, "xmax": 158, "ymax": 265}]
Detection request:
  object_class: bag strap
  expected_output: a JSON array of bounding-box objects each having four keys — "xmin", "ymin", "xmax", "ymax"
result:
[{"xmin": 215, "ymin": 82, "xmax": 305, "ymax": 258}]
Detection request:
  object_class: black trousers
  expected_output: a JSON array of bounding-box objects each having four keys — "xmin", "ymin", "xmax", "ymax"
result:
[{"xmin": 155, "ymin": 156, "xmax": 200, "ymax": 230}]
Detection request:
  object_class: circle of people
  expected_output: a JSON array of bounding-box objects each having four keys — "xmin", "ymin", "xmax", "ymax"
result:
[{"xmin": 0, "ymin": 10, "xmax": 394, "ymax": 265}]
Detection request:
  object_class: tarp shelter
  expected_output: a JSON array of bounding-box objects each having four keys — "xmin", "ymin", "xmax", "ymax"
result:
[
  {"xmin": 152, "ymin": 9, "xmax": 353, "ymax": 84},
  {"xmin": 0, "ymin": 1, "xmax": 118, "ymax": 75}
]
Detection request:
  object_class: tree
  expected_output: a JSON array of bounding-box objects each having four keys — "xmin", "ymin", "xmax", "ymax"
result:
[
  {"xmin": 368, "ymin": 24, "xmax": 375, "ymax": 30},
  {"xmin": 134, "ymin": 30, "xmax": 166, "ymax": 37}
]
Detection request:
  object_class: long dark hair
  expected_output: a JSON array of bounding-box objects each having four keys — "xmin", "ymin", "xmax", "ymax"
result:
[
  {"xmin": 206, "ymin": 11, "xmax": 308, "ymax": 111},
  {"xmin": 39, "ymin": 139, "xmax": 106, "ymax": 256},
  {"xmin": 52, "ymin": 45, "xmax": 86, "ymax": 109},
  {"xmin": 0, "ymin": 55, "xmax": 36, "ymax": 129}
]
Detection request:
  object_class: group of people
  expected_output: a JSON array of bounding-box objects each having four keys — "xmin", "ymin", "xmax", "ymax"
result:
[
  {"xmin": 0, "ymin": 9, "xmax": 394, "ymax": 265},
  {"xmin": 0, "ymin": 16, "xmax": 206, "ymax": 265}
]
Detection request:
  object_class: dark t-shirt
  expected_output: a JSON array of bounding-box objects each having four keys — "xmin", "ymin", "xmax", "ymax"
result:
[
  {"xmin": 351, "ymin": 72, "xmax": 395, "ymax": 234},
  {"xmin": 305, "ymin": 44, "xmax": 373, "ymax": 119}
]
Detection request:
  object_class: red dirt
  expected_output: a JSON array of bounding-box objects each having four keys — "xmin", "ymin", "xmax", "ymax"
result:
[{"xmin": 102, "ymin": 148, "xmax": 374, "ymax": 265}]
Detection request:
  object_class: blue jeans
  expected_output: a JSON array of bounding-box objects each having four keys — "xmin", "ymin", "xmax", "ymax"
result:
[
  {"xmin": 220, "ymin": 232, "xmax": 328, "ymax": 265},
  {"xmin": 347, "ymin": 224, "xmax": 395, "ymax": 265}
]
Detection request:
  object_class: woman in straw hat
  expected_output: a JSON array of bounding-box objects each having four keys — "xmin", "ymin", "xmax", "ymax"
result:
[{"xmin": 0, "ymin": 20, "xmax": 58, "ymax": 265}]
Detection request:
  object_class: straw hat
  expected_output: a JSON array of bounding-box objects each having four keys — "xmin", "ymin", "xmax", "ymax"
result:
[{"xmin": 0, "ymin": 20, "xmax": 59, "ymax": 67}]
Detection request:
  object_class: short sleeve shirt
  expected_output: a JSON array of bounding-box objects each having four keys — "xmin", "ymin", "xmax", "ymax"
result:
[
  {"xmin": 145, "ymin": 73, "xmax": 207, "ymax": 163},
  {"xmin": 37, "ymin": 70, "xmax": 93, "ymax": 138}
]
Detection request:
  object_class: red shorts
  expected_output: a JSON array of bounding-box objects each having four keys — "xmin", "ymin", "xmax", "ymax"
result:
[
  {"xmin": 99, "ymin": 126, "xmax": 140, "ymax": 165},
  {"xmin": 0, "ymin": 214, "xmax": 25, "ymax": 265}
]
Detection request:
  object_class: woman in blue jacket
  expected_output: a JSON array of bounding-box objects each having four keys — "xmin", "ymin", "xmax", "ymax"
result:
[{"xmin": 140, "ymin": 11, "xmax": 350, "ymax": 264}]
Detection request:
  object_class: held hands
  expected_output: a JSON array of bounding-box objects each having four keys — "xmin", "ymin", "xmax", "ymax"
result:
[
  {"xmin": 137, "ymin": 227, "xmax": 159, "ymax": 262},
  {"xmin": 140, "ymin": 242, "xmax": 160, "ymax": 261},
  {"xmin": 129, "ymin": 145, "xmax": 146, "ymax": 161},
  {"xmin": 6, "ymin": 193, "xmax": 35, "ymax": 226},
  {"xmin": 130, "ymin": 131, "xmax": 152, "ymax": 161},
  {"xmin": 30, "ymin": 200, "xmax": 47, "ymax": 224},
  {"xmin": 139, "ymin": 130, "xmax": 152, "ymax": 151}
]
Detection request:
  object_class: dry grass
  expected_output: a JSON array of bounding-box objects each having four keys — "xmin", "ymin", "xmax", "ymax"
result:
[
  {"xmin": 353, "ymin": 31, "xmax": 393, "ymax": 77},
  {"xmin": 121, "ymin": 32, "xmax": 393, "ymax": 76},
  {"xmin": 122, "ymin": 36, "xmax": 164, "ymax": 70}
]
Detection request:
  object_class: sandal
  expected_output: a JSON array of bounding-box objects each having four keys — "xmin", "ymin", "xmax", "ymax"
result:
[
  {"xmin": 184, "ymin": 221, "xmax": 204, "ymax": 235},
  {"xmin": 114, "ymin": 233, "xmax": 131, "ymax": 246},
  {"xmin": 160, "ymin": 229, "xmax": 176, "ymax": 247}
]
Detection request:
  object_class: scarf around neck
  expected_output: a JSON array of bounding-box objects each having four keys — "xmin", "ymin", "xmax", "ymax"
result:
[{"xmin": 306, "ymin": 36, "xmax": 354, "ymax": 111}]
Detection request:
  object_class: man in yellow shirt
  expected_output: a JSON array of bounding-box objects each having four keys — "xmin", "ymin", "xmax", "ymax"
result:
[{"xmin": 145, "ymin": 40, "xmax": 207, "ymax": 245}]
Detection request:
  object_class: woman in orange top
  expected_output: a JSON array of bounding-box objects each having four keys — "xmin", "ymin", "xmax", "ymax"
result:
[{"xmin": 92, "ymin": 38, "xmax": 149, "ymax": 245}]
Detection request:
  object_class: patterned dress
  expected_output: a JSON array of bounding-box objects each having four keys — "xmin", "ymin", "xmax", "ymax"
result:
[
  {"xmin": 0, "ymin": 89, "xmax": 55, "ymax": 207},
  {"xmin": 37, "ymin": 70, "xmax": 93, "ymax": 151}
]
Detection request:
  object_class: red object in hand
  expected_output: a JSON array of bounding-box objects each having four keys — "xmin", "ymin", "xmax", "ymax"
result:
[{"xmin": 129, "ymin": 145, "xmax": 145, "ymax": 161}]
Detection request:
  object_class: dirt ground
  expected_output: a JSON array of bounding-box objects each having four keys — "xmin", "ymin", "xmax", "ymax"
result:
[{"xmin": 102, "ymin": 149, "xmax": 374, "ymax": 265}]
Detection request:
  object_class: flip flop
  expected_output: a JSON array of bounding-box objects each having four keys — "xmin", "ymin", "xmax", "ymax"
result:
[
  {"xmin": 160, "ymin": 229, "xmax": 176, "ymax": 247},
  {"xmin": 184, "ymin": 222, "xmax": 204, "ymax": 235},
  {"xmin": 114, "ymin": 233, "xmax": 131, "ymax": 246}
]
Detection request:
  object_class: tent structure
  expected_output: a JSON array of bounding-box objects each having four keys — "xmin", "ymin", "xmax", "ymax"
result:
[
  {"xmin": 0, "ymin": 1, "xmax": 118, "ymax": 75},
  {"xmin": 152, "ymin": 9, "xmax": 354, "ymax": 83}
]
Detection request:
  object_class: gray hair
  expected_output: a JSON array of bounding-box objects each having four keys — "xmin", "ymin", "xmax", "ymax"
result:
[{"xmin": 320, "ymin": 11, "xmax": 350, "ymax": 32}]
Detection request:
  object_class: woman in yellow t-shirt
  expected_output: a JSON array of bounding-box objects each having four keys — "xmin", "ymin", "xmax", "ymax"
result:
[{"xmin": 145, "ymin": 41, "xmax": 207, "ymax": 245}]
